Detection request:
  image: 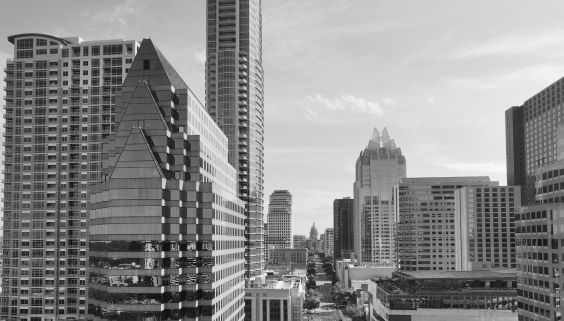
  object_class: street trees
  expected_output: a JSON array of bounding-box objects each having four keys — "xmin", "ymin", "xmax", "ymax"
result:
[
  {"xmin": 303, "ymin": 297, "xmax": 320, "ymax": 313},
  {"xmin": 330, "ymin": 283, "xmax": 357, "ymax": 306},
  {"xmin": 342, "ymin": 305, "xmax": 365, "ymax": 321}
]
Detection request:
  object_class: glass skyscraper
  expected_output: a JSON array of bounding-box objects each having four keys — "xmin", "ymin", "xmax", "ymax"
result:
[
  {"xmin": 353, "ymin": 128, "xmax": 406, "ymax": 266},
  {"xmin": 205, "ymin": 0, "xmax": 265, "ymax": 280}
]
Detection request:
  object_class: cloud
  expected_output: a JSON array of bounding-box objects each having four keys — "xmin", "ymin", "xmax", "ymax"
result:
[
  {"xmin": 448, "ymin": 63, "xmax": 564, "ymax": 90},
  {"xmin": 306, "ymin": 94, "xmax": 383, "ymax": 115},
  {"xmin": 82, "ymin": 0, "xmax": 151, "ymax": 38},
  {"xmin": 453, "ymin": 29, "xmax": 564, "ymax": 59},
  {"xmin": 427, "ymin": 98, "xmax": 434, "ymax": 104},
  {"xmin": 440, "ymin": 163, "xmax": 506, "ymax": 174},
  {"xmin": 194, "ymin": 49, "xmax": 206, "ymax": 64},
  {"xmin": 383, "ymin": 98, "xmax": 397, "ymax": 106}
]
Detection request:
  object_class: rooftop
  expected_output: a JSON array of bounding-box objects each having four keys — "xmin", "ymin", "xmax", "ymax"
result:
[
  {"xmin": 399, "ymin": 177, "xmax": 492, "ymax": 184},
  {"xmin": 395, "ymin": 270, "xmax": 517, "ymax": 281}
]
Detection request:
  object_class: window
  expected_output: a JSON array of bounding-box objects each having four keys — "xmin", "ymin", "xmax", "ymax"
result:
[
  {"xmin": 17, "ymin": 50, "xmax": 33, "ymax": 59},
  {"xmin": 143, "ymin": 60, "xmax": 150, "ymax": 70},
  {"xmin": 17, "ymin": 38, "xmax": 33, "ymax": 49},
  {"xmin": 92, "ymin": 46, "xmax": 100, "ymax": 56},
  {"xmin": 36, "ymin": 49, "xmax": 47, "ymax": 55},
  {"xmin": 82, "ymin": 61, "xmax": 89, "ymax": 67},
  {"xmin": 50, "ymin": 48, "xmax": 58, "ymax": 55},
  {"xmin": 125, "ymin": 58, "xmax": 133, "ymax": 64},
  {"xmin": 36, "ymin": 39, "xmax": 47, "ymax": 46},
  {"xmin": 82, "ymin": 70, "xmax": 88, "ymax": 76},
  {"xmin": 103, "ymin": 44, "xmax": 122, "ymax": 55}
]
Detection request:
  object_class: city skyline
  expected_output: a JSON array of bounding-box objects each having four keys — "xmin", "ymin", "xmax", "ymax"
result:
[{"xmin": 3, "ymin": 1, "xmax": 564, "ymax": 235}]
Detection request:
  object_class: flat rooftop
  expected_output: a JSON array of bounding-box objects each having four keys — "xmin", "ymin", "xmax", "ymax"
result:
[
  {"xmin": 396, "ymin": 270, "xmax": 517, "ymax": 281},
  {"xmin": 399, "ymin": 177, "xmax": 492, "ymax": 183}
]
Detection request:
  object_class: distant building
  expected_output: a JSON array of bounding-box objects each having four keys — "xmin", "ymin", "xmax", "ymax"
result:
[
  {"xmin": 293, "ymin": 235, "xmax": 306, "ymax": 248},
  {"xmin": 454, "ymin": 186, "xmax": 520, "ymax": 270},
  {"xmin": 369, "ymin": 271, "xmax": 518, "ymax": 321},
  {"xmin": 335, "ymin": 259, "xmax": 393, "ymax": 289},
  {"xmin": 269, "ymin": 248, "xmax": 308, "ymax": 268},
  {"xmin": 244, "ymin": 275, "xmax": 305, "ymax": 321},
  {"xmin": 334, "ymin": 197, "xmax": 354, "ymax": 260},
  {"xmin": 309, "ymin": 222, "xmax": 319, "ymax": 241},
  {"xmin": 267, "ymin": 190, "xmax": 293, "ymax": 249},
  {"xmin": 324, "ymin": 228, "xmax": 334, "ymax": 257},
  {"xmin": 354, "ymin": 128, "xmax": 406, "ymax": 266},
  {"xmin": 395, "ymin": 176, "xmax": 498, "ymax": 271}
]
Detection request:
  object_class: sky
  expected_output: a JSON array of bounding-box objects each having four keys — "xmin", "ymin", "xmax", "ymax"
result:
[{"xmin": 2, "ymin": 1, "xmax": 564, "ymax": 235}]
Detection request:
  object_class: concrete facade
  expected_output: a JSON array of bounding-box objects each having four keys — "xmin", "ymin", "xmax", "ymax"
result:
[
  {"xmin": 243, "ymin": 276, "xmax": 304, "ymax": 321},
  {"xmin": 324, "ymin": 228, "xmax": 334, "ymax": 257},
  {"xmin": 269, "ymin": 249, "xmax": 308, "ymax": 269},
  {"xmin": 454, "ymin": 186, "xmax": 519, "ymax": 271},
  {"xmin": 266, "ymin": 190, "xmax": 293, "ymax": 250},
  {"xmin": 1, "ymin": 33, "xmax": 138, "ymax": 321},
  {"xmin": 395, "ymin": 177, "xmax": 498, "ymax": 271}
]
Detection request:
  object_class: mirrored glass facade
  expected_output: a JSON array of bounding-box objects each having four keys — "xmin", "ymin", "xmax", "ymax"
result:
[
  {"xmin": 205, "ymin": 0, "xmax": 265, "ymax": 279},
  {"xmin": 87, "ymin": 39, "xmax": 246, "ymax": 321},
  {"xmin": 1, "ymin": 33, "xmax": 138, "ymax": 321}
]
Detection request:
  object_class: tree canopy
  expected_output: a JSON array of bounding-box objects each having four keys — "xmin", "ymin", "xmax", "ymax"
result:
[
  {"xmin": 330, "ymin": 283, "xmax": 357, "ymax": 306},
  {"xmin": 342, "ymin": 305, "xmax": 365, "ymax": 321},
  {"xmin": 303, "ymin": 297, "xmax": 320, "ymax": 313}
]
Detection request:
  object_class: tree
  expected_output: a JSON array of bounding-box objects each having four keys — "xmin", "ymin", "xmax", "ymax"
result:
[
  {"xmin": 306, "ymin": 275, "xmax": 317, "ymax": 290},
  {"xmin": 330, "ymin": 283, "xmax": 357, "ymax": 306},
  {"xmin": 303, "ymin": 297, "xmax": 320, "ymax": 313},
  {"xmin": 318, "ymin": 252, "xmax": 325, "ymax": 258},
  {"xmin": 307, "ymin": 261, "xmax": 316, "ymax": 269},
  {"xmin": 331, "ymin": 273, "xmax": 340, "ymax": 286},
  {"xmin": 322, "ymin": 256, "xmax": 333, "ymax": 264},
  {"xmin": 343, "ymin": 305, "xmax": 365, "ymax": 321},
  {"xmin": 307, "ymin": 268, "xmax": 317, "ymax": 276},
  {"xmin": 323, "ymin": 262, "xmax": 333, "ymax": 271}
]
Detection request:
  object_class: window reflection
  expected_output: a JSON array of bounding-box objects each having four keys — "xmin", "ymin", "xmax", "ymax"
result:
[{"xmin": 90, "ymin": 240, "xmax": 213, "ymax": 252}]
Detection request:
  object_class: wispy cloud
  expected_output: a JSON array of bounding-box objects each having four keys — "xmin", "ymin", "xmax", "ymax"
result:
[
  {"xmin": 383, "ymin": 98, "xmax": 397, "ymax": 106},
  {"xmin": 440, "ymin": 163, "xmax": 506, "ymax": 174},
  {"xmin": 448, "ymin": 63, "xmax": 564, "ymax": 90},
  {"xmin": 427, "ymin": 98, "xmax": 434, "ymax": 104},
  {"xmin": 81, "ymin": 0, "xmax": 151, "ymax": 39},
  {"xmin": 453, "ymin": 29, "xmax": 564, "ymax": 59},
  {"xmin": 306, "ymin": 94, "xmax": 383, "ymax": 115},
  {"xmin": 194, "ymin": 49, "xmax": 206, "ymax": 64}
]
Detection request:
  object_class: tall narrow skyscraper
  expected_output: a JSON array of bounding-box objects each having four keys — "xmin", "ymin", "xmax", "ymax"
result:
[
  {"xmin": 266, "ymin": 190, "xmax": 293, "ymax": 250},
  {"xmin": 205, "ymin": 0, "xmax": 265, "ymax": 280},
  {"xmin": 2, "ymin": 33, "xmax": 138, "ymax": 320},
  {"xmin": 354, "ymin": 128, "xmax": 406, "ymax": 266},
  {"xmin": 333, "ymin": 197, "xmax": 354, "ymax": 260}
]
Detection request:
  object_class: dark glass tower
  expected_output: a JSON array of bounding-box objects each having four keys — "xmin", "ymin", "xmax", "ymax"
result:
[
  {"xmin": 333, "ymin": 197, "xmax": 354, "ymax": 261},
  {"xmin": 506, "ymin": 77, "xmax": 564, "ymax": 206},
  {"xmin": 205, "ymin": 0, "xmax": 265, "ymax": 280}
]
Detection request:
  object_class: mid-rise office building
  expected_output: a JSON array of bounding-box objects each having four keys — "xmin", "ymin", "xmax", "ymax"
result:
[
  {"xmin": 369, "ymin": 271, "xmax": 517, "ymax": 321},
  {"xmin": 354, "ymin": 127, "xmax": 406, "ymax": 266},
  {"xmin": 205, "ymin": 0, "xmax": 265, "ymax": 280},
  {"xmin": 333, "ymin": 197, "xmax": 354, "ymax": 260},
  {"xmin": 395, "ymin": 177, "xmax": 497, "ymax": 271},
  {"xmin": 324, "ymin": 228, "xmax": 334, "ymax": 257},
  {"xmin": 506, "ymin": 77, "xmax": 564, "ymax": 205},
  {"xmin": 269, "ymin": 249, "xmax": 308, "ymax": 268},
  {"xmin": 1, "ymin": 33, "xmax": 138, "ymax": 321},
  {"xmin": 243, "ymin": 275, "xmax": 304, "ymax": 321},
  {"xmin": 87, "ymin": 39, "xmax": 246, "ymax": 321},
  {"xmin": 454, "ymin": 186, "xmax": 519, "ymax": 270},
  {"xmin": 292, "ymin": 235, "xmax": 306, "ymax": 249},
  {"xmin": 266, "ymin": 190, "xmax": 293, "ymax": 250}
]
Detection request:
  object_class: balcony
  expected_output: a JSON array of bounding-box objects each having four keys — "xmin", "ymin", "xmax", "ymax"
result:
[
  {"xmin": 239, "ymin": 64, "xmax": 248, "ymax": 70},
  {"xmin": 219, "ymin": 18, "xmax": 236, "ymax": 24},
  {"xmin": 239, "ymin": 86, "xmax": 248, "ymax": 91},
  {"xmin": 219, "ymin": 25, "xmax": 236, "ymax": 30},
  {"xmin": 239, "ymin": 100, "xmax": 248, "ymax": 106},
  {"xmin": 239, "ymin": 107, "xmax": 248, "ymax": 113},
  {"xmin": 219, "ymin": 3, "xmax": 236, "ymax": 7},
  {"xmin": 71, "ymin": 64, "xmax": 80, "ymax": 69},
  {"xmin": 219, "ymin": 11, "xmax": 236, "ymax": 17}
]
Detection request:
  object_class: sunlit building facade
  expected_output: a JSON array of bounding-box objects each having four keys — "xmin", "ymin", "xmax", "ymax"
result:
[
  {"xmin": 1, "ymin": 33, "xmax": 138, "ymax": 321},
  {"xmin": 205, "ymin": 0, "xmax": 265, "ymax": 280},
  {"xmin": 266, "ymin": 190, "xmax": 293, "ymax": 250}
]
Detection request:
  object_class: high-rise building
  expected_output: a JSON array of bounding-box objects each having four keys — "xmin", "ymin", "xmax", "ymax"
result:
[
  {"xmin": 1, "ymin": 33, "xmax": 138, "ymax": 321},
  {"xmin": 205, "ymin": 0, "xmax": 265, "ymax": 280},
  {"xmin": 333, "ymin": 197, "xmax": 354, "ymax": 260},
  {"xmin": 395, "ymin": 177, "xmax": 498, "ymax": 271},
  {"xmin": 516, "ymin": 127, "xmax": 564, "ymax": 320},
  {"xmin": 266, "ymin": 190, "xmax": 293, "ymax": 250},
  {"xmin": 324, "ymin": 228, "xmax": 334, "ymax": 257},
  {"xmin": 454, "ymin": 186, "xmax": 520, "ymax": 270},
  {"xmin": 354, "ymin": 127, "xmax": 406, "ymax": 266},
  {"xmin": 506, "ymin": 77, "xmax": 564, "ymax": 206},
  {"xmin": 88, "ymin": 39, "xmax": 246, "ymax": 321}
]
